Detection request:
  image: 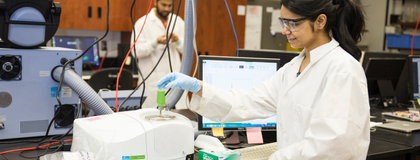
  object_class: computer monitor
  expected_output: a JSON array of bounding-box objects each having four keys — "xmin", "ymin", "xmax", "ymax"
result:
[
  {"xmin": 364, "ymin": 57, "xmax": 407, "ymax": 107},
  {"xmin": 117, "ymin": 43, "xmax": 138, "ymax": 74},
  {"xmin": 361, "ymin": 52, "xmax": 410, "ymax": 105},
  {"xmin": 361, "ymin": 51, "xmax": 409, "ymax": 68},
  {"xmin": 197, "ymin": 55, "xmax": 280, "ymax": 131},
  {"xmin": 52, "ymin": 36, "xmax": 100, "ymax": 68},
  {"xmin": 408, "ymin": 56, "xmax": 420, "ymax": 100},
  {"xmin": 238, "ymin": 49, "xmax": 299, "ymax": 68}
]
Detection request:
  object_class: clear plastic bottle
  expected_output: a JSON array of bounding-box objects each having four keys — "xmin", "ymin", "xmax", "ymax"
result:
[{"xmin": 414, "ymin": 1, "xmax": 420, "ymax": 22}]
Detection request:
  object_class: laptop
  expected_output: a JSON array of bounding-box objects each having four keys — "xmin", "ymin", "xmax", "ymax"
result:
[{"xmin": 375, "ymin": 121, "xmax": 420, "ymax": 133}]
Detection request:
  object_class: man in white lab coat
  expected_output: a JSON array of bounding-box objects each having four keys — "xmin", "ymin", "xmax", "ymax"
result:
[
  {"xmin": 131, "ymin": 0, "xmax": 187, "ymax": 109},
  {"xmin": 156, "ymin": 0, "xmax": 370, "ymax": 159}
]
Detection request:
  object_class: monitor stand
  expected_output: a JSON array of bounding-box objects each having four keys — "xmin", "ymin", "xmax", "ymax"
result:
[{"xmin": 377, "ymin": 79, "xmax": 398, "ymax": 107}]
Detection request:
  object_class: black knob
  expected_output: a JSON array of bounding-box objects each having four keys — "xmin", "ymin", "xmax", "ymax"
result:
[
  {"xmin": 110, "ymin": 107, "xmax": 116, "ymax": 112},
  {"xmin": 60, "ymin": 58, "xmax": 68, "ymax": 65},
  {"xmin": 126, "ymin": 106, "xmax": 134, "ymax": 111},
  {"xmin": 118, "ymin": 106, "xmax": 126, "ymax": 112}
]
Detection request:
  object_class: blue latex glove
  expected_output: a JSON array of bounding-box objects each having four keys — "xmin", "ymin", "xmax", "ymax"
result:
[{"xmin": 156, "ymin": 72, "xmax": 201, "ymax": 93}]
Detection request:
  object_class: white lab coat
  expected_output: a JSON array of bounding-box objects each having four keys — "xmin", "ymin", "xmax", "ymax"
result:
[
  {"xmin": 131, "ymin": 8, "xmax": 187, "ymax": 108},
  {"xmin": 190, "ymin": 39, "xmax": 370, "ymax": 159}
]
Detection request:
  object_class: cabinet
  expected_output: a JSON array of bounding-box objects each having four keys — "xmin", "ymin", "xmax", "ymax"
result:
[
  {"xmin": 195, "ymin": 0, "xmax": 246, "ymax": 57},
  {"xmin": 58, "ymin": 0, "xmax": 133, "ymax": 31}
]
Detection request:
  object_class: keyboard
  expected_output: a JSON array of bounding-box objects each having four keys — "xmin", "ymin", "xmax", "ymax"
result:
[{"xmin": 234, "ymin": 142, "xmax": 277, "ymax": 160}]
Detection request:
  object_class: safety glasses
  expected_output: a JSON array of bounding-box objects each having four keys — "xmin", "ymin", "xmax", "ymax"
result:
[{"xmin": 278, "ymin": 17, "xmax": 309, "ymax": 32}]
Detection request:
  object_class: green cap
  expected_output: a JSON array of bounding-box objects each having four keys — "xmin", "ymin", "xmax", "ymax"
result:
[{"xmin": 157, "ymin": 90, "xmax": 165, "ymax": 107}]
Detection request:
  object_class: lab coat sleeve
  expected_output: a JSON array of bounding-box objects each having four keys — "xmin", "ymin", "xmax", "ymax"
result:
[
  {"xmin": 190, "ymin": 69, "xmax": 284, "ymax": 123},
  {"xmin": 131, "ymin": 18, "xmax": 158, "ymax": 58},
  {"xmin": 269, "ymin": 72, "xmax": 370, "ymax": 160}
]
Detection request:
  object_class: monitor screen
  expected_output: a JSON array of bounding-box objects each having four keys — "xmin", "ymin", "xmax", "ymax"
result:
[
  {"xmin": 238, "ymin": 49, "xmax": 299, "ymax": 68},
  {"xmin": 409, "ymin": 56, "xmax": 420, "ymax": 100},
  {"xmin": 52, "ymin": 36, "xmax": 99, "ymax": 66},
  {"xmin": 197, "ymin": 55, "xmax": 280, "ymax": 131}
]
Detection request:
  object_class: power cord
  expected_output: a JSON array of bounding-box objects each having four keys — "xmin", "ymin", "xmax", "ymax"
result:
[
  {"xmin": 129, "ymin": 0, "xmax": 147, "ymax": 109},
  {"xmin": 223, "ymin": 0, "xmax": 239, "ymax": 57},
  {"xmin": 164, "ymin": 0, "xmax": 182, "ymax": 96},
  {"xmin": 119, "ymin": 0, "xmax": 153, "ymax": 109},
  {"xmin": 0, "ymin": 102, "xmax": 79, "ymax": 144},
  {"xmin": 119, "ymin": 0, "xmax": 182, "ymax": 108},
  {"xmin": 19, "ymin": 140, "xmax": 64, "ymax": 159},
  {"xmin": 117, "ymin": 0, "xmax": 153, "ymax": 111}
]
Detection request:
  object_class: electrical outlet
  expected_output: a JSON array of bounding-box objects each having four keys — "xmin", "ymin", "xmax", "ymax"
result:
[{"xmin": 101, "ymin": 41, "xmax": 107, "ymax": 51}]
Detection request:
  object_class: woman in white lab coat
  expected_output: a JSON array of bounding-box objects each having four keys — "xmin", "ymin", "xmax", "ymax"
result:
[{"xmin": 156, "ymin": 0, "xmax": 370, "ymax": 159}]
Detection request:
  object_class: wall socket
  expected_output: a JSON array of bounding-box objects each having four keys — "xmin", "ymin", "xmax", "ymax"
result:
[{"xmin": 101, "ymin": 41, "xmax": 107, "ymax": 51}]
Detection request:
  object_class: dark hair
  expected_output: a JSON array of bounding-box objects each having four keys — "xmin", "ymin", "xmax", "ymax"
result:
[{"xmin": 280, "ymin": 0, "xmax": 365, "ymax": 60}]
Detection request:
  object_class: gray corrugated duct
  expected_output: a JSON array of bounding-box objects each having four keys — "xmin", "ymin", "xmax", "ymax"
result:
[
  {"xmin": 166, "ymin": 0, "xmax": 196, "ymax": 110},
  {"xmin": 52, "ymin": 66, "xmax": 114, "ymax": 115}
]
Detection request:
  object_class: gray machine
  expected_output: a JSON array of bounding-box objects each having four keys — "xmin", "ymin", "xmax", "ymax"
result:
[
  {"xmin": 0, "ymin": 47, "xmax": 82, "ymax": 140},
  {"xmin": 0, "ymin": 0, "xmax": 114, "ymax": 140},
  {"xmin": 98, "ymin": 90, "xmax": 147, "ymax": 112}
]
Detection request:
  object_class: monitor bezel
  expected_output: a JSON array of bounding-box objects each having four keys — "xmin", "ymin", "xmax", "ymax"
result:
[
  {"xmin": 197, "ymin": 55, "xmax": 280, "ymax": 131},
  {"xmin": 364, "ymin": 57, "xmax": 407, "ymax": 80},
  {"xmin": 238, "ymin": 49, "xmax": 299, "ymax": 68},
  {"xmin": 408, "ymin": 55, "xmax": 420, "ymax": 100},
  {"xmin": 361, "ymin": 51, "xmax": 409, "ymax": 69}
]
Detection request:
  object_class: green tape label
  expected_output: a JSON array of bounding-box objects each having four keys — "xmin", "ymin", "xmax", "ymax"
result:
[{"xmin": 121, "ymin": 155, "xmax": 145, "ymax": 159}]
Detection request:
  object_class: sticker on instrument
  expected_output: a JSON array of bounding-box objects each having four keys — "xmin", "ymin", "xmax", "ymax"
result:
[
  {"xmin": 39, "ymin": 71, "xmax": 50, "ymax": 77},
  {"xmin": 61, "ymin": 87, "xmax": 72, "ymax": 97}
]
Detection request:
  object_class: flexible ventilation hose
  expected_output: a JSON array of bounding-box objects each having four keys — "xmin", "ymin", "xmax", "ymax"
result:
[
  {"xmin": 165, "ymin": 0, "xmax": 196, "ymax": 110},
  {"xmin": 52, "ymin": 66, "xmax": 114, "ymax": 115}
]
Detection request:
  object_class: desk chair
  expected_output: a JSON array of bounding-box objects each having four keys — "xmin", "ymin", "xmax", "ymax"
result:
[{"xmin": 88, "ymin": 68, "xmax": 133, "ymax": 92}]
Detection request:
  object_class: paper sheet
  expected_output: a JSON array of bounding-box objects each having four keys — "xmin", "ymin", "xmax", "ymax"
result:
[
  {"xmin": 245, "ymin": 5, "xmax": 262, "ymax": 49},
  {"xmin": 266, "ymin": 7, "xmax": 274, "ymax": 13},
  {"xmin": 246, "ymin": 127, "xmax": 264, "ymax": 144},
  {"xmin": 226, "ymin": 131, "xmax": 240, "ymax": 144},
  {"xmin": 270, "ymin": 9, "xmax": 283, "ymax": 35},
  {"xmin": 237, "ymin": 5, "xmax": 245, "ymax": 16},
  {"xmin": 212, "ymin": 127, "xmax": 225, "ymax": 137}
]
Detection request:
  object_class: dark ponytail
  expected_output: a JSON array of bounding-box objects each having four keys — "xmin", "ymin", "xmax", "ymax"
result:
[
  {"xmin": 332, "ymin": 0, "xmax": 365, "ymax": 60},
  {"xmin": 280, "ymin": 0, "xmax": 366, "ymax": 60}
]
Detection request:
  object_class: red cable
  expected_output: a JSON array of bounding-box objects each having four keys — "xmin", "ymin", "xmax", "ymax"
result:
[
  {"xmin": 87, "ymin": 48, "xmax": 118, "ymax": 71},
  {"xmin": 115, "ymin": 0, "xmax": 153, "ymax": 111},
  {"xmin": 98, "ymin": 48, "xmax": 118, "ymax": 71},
  {"xmin": 412, "ymin": 13, "xmax": 420, "ymax": 56},
  {"xmin": 0, "ymin": 139, "xmax": 73, "ymax": 155}
]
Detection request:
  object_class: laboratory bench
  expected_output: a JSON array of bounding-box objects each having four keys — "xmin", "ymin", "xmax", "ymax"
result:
[{"xmin": 1, "ymin": 108, "xmax": 420, "ymax": 160}]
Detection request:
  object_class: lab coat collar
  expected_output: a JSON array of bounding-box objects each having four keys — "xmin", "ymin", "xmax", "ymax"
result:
[
  {"xmin": 307, "ymin": 38, "xmax": 339, "ymax": 64},
  {"xmin": 148, "ymin": 8, "xmax": 177, "ymax": 23},
  {"xmin": 295, "ymin": 38, "xmax": 339, "ymax": 64},
  {"xmin": 148, "ymin": 8, "xmax": 178, "ymax": 31},
  {"xmin": 282, "ymin": 38, "xmax": 339, "ymax": 95},
  {"xmin": 148, "ymin": 8, "xmax": 160, "ymax": 22}
]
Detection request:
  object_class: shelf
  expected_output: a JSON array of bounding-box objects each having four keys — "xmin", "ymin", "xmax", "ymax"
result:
[
  {"xmin": 388, "ymin": 47, "xmax": 420, "ymax": 50},
  {"xmin": 386, "ymin": 34, "xmax": 420, "ymax": 49},
  {"xmin": 390, "ymin": 22, "xmax": 419, "ymax": 27}
]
